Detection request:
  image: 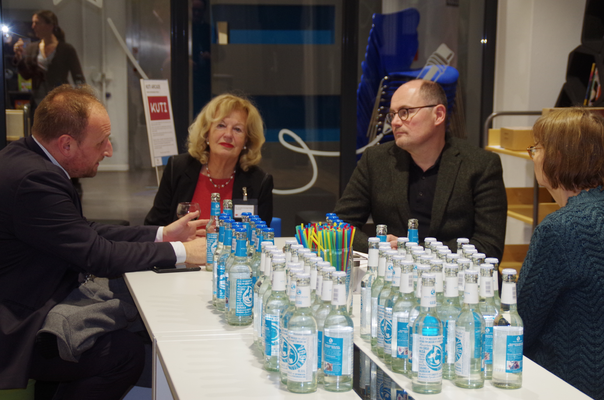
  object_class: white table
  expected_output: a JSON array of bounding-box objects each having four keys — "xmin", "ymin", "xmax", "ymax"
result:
[{"xmin": 124, "ymin": 240, "xmax": 591, "ymax": 400}]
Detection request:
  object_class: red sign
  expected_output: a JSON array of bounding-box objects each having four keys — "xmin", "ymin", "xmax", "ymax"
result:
[{"xmin": 148, "ymin": 96, "xmax": 170, "ymax": 121}]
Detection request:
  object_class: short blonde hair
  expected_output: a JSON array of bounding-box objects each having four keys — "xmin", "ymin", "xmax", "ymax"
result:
[
  {"xmin": 533, "ymin": 108, "xmax": 604, "ymax": 191},
  {"xmin": 187, "ymin": 94, "xmax": 265, "ymax": 171}
]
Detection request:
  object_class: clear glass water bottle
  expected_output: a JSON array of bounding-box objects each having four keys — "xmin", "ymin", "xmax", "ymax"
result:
[
  {"xmin": 397, "ymin": 237, "xmax": 409, "ymax": 255},
  {"xmin": 250, "ymin": 228, "xmax": 264, "ymax": 288},
  {"xmin": 224, "ymin": 222, "xmax": 243, "ymax": 313},
  {"xmin": 205, "ymin": 192, "xmax": 221, "ymax": 270},
  {"xmin": 492, "ymin": 269, "xmax": 523, "ymax": 389},
  {"xmin": 438, "ymin": 263, "xmax": 461, "ymax": 380},
  {"xmin": 391, "ymin": 260, "xmax": 415, "ymax": 376},
  {"xmin": 377, "ymin": 249, "xmax": 396, "ymax": 358},
  {"xmin": 430, "ymin": 259, "xmax": 444, "ymax": 307},
  {"xmin": 314, "ymin": 266, "xmax": 335, "ymax": 384},
  {"xmin": 407, "ymin": 218, "xmax": 419, "ymax": 244},
  {"xmin": 361, "ymin": 237, "xmax": 380, "ymax": 340},
  {"xmin": 215, "ymin": 218, "xmax": 234, "ymax": 312},
  {"xmin": 376, "ymin": 224, "xmax": 388, "ymax": 242},
  {"xmin": 454, "ymin": 270, "xmax": 485, "ymax": 389},
  {"xmin": 312, "ymin": 261, "xmax": 329, "ymax": 314},
  {"xmin": 212, "ymin": 213, "xmax": 228, "ymax": 306},
  {"xmin": 384, "ymin": 255, "xmax": 404, "ymax": 367},
  {"xmin": 323, "ymin": 271, "xmax": 354, "ymax": 392},
  {"xmin": 309, "ymin": 256, "xmax": 322, "ymax": 307},
  {"xmin": 410, "ymin": 265, "xmax": 430, "ymax": 376},
  {"xmin": 479, "ymin": 264, "xmax": 499, "ymax": 380},
  {"xmin": 423, "ymin": 237, "xmax": 437, "ymax": 255},
  {"xmin": 264, "ymin": 256, "xmax": 289, "ymax": 371},
  {"xmin": 254, "ymin": 241, "xmax": 276, "ymax": 350},
  {"xmin": 456, "ymin": 238, "xmax": 469, "ymax": 255},
  {"xmin": 411, "ymin": 273, "xmax": 443, "ymax": 394},
  {"xmin": 371, "ymin": 244, "xmax": 389, "ymax": 353},
  {"xmin": 287, "ymin": 273, "xmax": 318, "ymax": 393},
  {"xmin": 283, "ymin": 239, "xmax": 298, "ymax": 263},
  {"xmin": 485, "ymin": 257, "xmax": 501, "ymax": 309},
  {"xmin": 472, "ymin": 253, "xmax": 486, "ymax": 271},
  {"xmin": 226, "ymin": 227, "xmax": 253, "ymax": 326},
  {"xmin": 280, "ymin": 267, "xmax": 303, "ymax": 384},
  {"xmin": 457, "ymin": 257, "xmax": 471, "ymax": 302},
  {"xmin": 260, "ymin": 248, "xmax": 282, "ymax": 353}
]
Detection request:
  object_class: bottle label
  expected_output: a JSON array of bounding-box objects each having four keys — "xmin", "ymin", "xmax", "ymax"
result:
[
  {"xmin": 323, "ymin": 330, "xmax": 354, "ymax": 376},
  {"xmin": 295, "ymin": 286, "xmax": 311, "ymax": 308},
  {"xmin": 377, "ymin": 304, "xmax": 385, "ymax": 348},
  {"xmin": 254, "ymin": 292, "xmax": 262, "ymax": 338},
  {"xmin": 287, "ymin": 330, "xmax": 316, "ymax": 382},
  {"xmin": 377, "ymin": 234, "xmax": 387, "ymax": 242},
  {"xmin": 333, "ymin": 284, "xmax": 346, "ymax": 306},
  {"xmin": 444, "ymin": 320, "xmax": 456, "ymax": 364},
  {"xmin": 371, "ymin": 297, "xmax": 379, "ymax": 337},
  {"xmin": 235, "ymin": 278, "xmax": 253, "ymax": 316},
  {"xmin": 217, "ymin": 261, "xmax": 226, "ymax": 299},
  {"xmin": 265, "ymin": 313, "xmax": 280, "ymax": 357},
  {"xmin": 280, "ymin": 328, "xmax": 290, "ymax": 374},
  {"xmin": 396, "ymin": 319, "xmax": 409, "ymax": 359},
  {"xmin": 210, "ymin": 201, "xmax": 220, "ymax": 216},
  {"xmin": 206, "ymin": 233, "xmax": 218, "ymax": 264},
  {"xmin": 384, "ymin": 307, "xmax": 392, "ymax": 355},
  {"xmin": 458, "ymin": 271, "xmax": 465, "ymax": 293},
  {"xmin": 408, "ymin": 228, "xmax": 418, "ymax": 244},
  {"xmin": 505, "ymin": 334, "xmax": 523, "ymax": 373},
  {"xmin": 455, "ymin": 329, "xmax": 470, "ymax": 377},
  {"xmin": 483, "ymin": 318, "xmax": 494, "ymax": 365},
  {"xmin": 361, "ymin": 287, "xmax": 371, "ymax": 332},
  {"xmin": 317, "ymin": 330, "xmax": 323, "ymax": 370},
  {"xmin": 386, "ymin": 261, "xmax": 394, "ymax": 282},
  {"xmin": 501, "ymin": 282, "xmax": 517, "ymax": 304},
  {"xmin": 418, "ymin": 335, "xmax": 443, "ymax": 382},
  {"xmin": 272, "ymin": 270, "xmax": 286, "ymax": 291},
  {"xmin": 412, "ymin": 333, "xmax": 419, "ymax": 372},
  {"xmin": 401, "ymin": 272, "xmax": 414, "ymax": 293},
  {"xmin": 445, "ymin": 276, "xmax": 458, "ymax": 297},
  {"xmin": 235, "ymin": 239, "xmax": 247, "ymax": 258}
]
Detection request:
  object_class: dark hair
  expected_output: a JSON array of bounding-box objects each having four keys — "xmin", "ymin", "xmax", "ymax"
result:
[
  {"xmin": 533, "ymin": 108, "xmax": 604, "ymax": 191},
  {"xmin": 419, "ymin": 80, "xmax": 448, "ymax": 111},
  {"xmin": 33, "ymin": 84, "xmax": 103, "ymax": 143},
  {"xmin": 35, "ymin": 10, "xmax": 65, "ymax": 42}
]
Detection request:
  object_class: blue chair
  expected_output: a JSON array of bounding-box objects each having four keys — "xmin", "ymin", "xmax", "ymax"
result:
[{"xmin": 270, "ymin": 217, "xmax": 282, "ymax": 237}]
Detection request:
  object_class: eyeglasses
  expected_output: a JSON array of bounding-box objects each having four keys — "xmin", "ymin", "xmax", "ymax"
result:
[
  {"xmin": 386, "ymin": 105, "xmax": 438, "ymax": 122},
  {"xmin": 527, "ymin": 145, "xmax": 539, "ymax": 159}
]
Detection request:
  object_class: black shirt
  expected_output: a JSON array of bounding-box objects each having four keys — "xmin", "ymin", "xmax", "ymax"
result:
[{"xmin": 408, "ymin": 155, "xmax": 441, "ymax": 242}]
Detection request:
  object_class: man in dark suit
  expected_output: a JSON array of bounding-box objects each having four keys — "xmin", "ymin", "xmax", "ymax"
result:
[
  {"xmin": 334, "ymin": 80, "xmax": 507, "ymax": 258},
  {"xmin": 0, "ymin": 85, "xmax": 206, "ymax": 399}
]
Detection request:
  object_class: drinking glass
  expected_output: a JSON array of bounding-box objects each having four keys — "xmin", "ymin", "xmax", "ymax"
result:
[{"xmin": 176, "ymin": 202, "xmax": 200, "ymax": 219}]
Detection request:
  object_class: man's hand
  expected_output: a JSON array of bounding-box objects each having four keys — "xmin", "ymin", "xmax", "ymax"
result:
[
  {"xmin": 183, "ymin": 237, "xmax": 207, "ymax": 264},
  {"xmin": 163, "ymin": 211, "xmax": 208, "ymax": 242},
  {"xmin": 387, "ymin": 234, "xmax": 398, "ymax": 250}
]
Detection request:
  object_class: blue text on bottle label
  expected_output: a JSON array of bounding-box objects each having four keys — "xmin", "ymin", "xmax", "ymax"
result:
[{"xmin": 235, "ymin": 278, "xmax": 253, "ymax": 316}]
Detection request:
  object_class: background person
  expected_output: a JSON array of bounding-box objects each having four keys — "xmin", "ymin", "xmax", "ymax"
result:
[
  {"xmin": 0, "ymin": 85, "xmax": 206, "ymax": 399},
  {"xmin": 334, "ymin": 79, "xmax": 507, "ymax": 257},
  {"xmin": 145, "ymin": 93, "xmax": 274, "ymax": 226},
  {"xmin": 517, "ymin": 108, "xmax": 604, "ymax": 400},
  {"xmin": 13, "ymin": 10, "xmax": 85, "ymax": 109}
]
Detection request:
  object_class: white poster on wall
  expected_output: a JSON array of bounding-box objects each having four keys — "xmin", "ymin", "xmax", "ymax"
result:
[{"xmin": 140, "ymin": 79, "xmax": 178, "ymax": 167}]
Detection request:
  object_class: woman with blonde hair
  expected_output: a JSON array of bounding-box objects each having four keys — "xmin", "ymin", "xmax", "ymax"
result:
[
  {"xmin": 145, "ymin": 93, "xmax": 273, "ymax": 225},
  {"xmin": 518, "ymin": 108, "xmax": 604, "ymax": 399}
]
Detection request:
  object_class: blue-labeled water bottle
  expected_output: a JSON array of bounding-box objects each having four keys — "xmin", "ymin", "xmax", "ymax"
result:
[
  {"xmin": 376, "ymin": 224, "xmax": 388, "ymax": 242},
  {"xmin": 287, "ymin": 273, "xmax": 318, "ymax": 393},
  {"xmin": 215, "ymin": 218, "xmax": 234, "ymax": 311},
  {"xmin": 226, "ymin": 227, "xmax": 253, "ymax": 326},
  {"xmin": 205, "ymin": 193, "xmax": 221, "ymax": 270},
  {"xmin": 212, "ymin": 213, "xmax": 228, "ymax": 306},
  {"xmin": 260, "ymin": 248, "xmax": 282, "ymax": 353},
  {"xmin": 411, "ymin": 273, "xmax": 443, "ymax": 394},
  {"xmin": 323, "ymin": 270, "xmax": 354, "ymax": 392},
  {"xmin": 254, "ymin": 241, "xmax": 276, "ymax": 351},
  {"xmin": 384, "ymin": 255, "xmax": 404, "ymax": 367},
  {"xmin": 224, "ymin": 222, "xmax": 242, "ymax": 313},
  {"xmin": 392, "ymin": 260, "xmax": 416, "ymax": 376},
  {"xmin": 377, "ymin": 250, "xmax": 396, "ymax": 359},
  {"xmin": 407, "ymin": 218, "xmax": 419, "ymax": 244},
  {"xmin": 280, "ymin": 266, "xmax": 303, "ymax": 384},
  {"xmin": 264, "ymin": 256, "xmax": 289, "ymax": 371},
  {"xmin": 438, "ymin": 263, "xmax": 461, "ymax": 380},
  {"xmin": 492, "ymin": 269, "xmax": 523, "ymax": 389},
  {"xmin": 454, "ymin": 270, "xmax": 485, "ymax": 389}
]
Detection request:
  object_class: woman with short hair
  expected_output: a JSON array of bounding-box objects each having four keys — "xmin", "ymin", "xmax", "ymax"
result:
[{"xmin": 518, "ymin": 108, "xmax": 604, "ymax": 400}]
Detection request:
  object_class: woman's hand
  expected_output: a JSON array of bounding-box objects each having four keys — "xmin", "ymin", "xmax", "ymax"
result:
[{"xmin": 13, "ymin": 39, "xmax": 24, "ymax": 62}]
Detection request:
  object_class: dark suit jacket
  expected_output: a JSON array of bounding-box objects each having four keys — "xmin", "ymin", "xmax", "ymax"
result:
[
  {"xmin": 334, "ymin": 137, "xmax": 507, "ymax": 259},
  {"xmin": 144, "ymin": 153, "xmax": 274, "ymax": 226},
  {"xmin": 0, "ymin": 137, "xmax": 177, "ymax": 389}
]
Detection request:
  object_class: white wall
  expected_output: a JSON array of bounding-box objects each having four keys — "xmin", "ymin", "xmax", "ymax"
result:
[
  {"xmin": 4, "ymin": 0, "xmax": 129, "ymax": 171},
  {"xmin": 494, "ymin": 0, "xmax": 586, "ymax": 244}
]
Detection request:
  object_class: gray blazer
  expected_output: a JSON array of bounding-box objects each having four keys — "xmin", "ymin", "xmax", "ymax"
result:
[{"xmin": 334, "ymin": 136, "xmax": 507, "ymax": 259}]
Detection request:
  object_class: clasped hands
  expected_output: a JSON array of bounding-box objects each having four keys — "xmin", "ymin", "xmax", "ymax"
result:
[{"xmin": 163, "ymin": 211, "xmax": 209, "ymax": 265}]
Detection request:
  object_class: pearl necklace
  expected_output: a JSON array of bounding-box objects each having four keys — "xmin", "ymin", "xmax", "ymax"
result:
[{"xmin": 206, "ymin": 167, "xmax": 236, "ymax": 188}]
